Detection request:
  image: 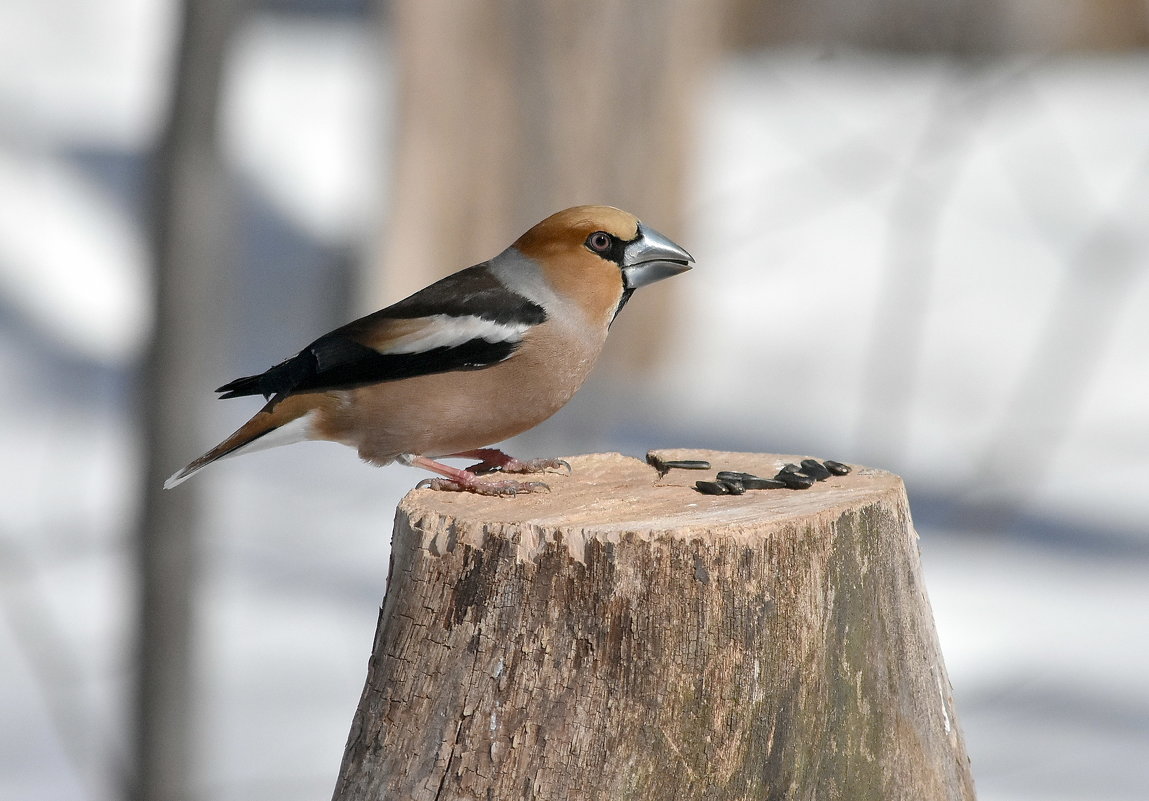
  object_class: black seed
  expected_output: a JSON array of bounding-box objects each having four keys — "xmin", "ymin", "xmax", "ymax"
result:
[
  {"xmin": 742, "ymin": 477, "xmax": 788, "ymax": 490},
  {"xmin": 779, "ymin": 463, "xmax": 802, "ymax": 474},
  {"xmin": 774, "ymin": 470, "xmax": 815, "ymax": 489},
  {"xmin": 717, "ymin": 471, "xmax": 759, "ymax": 482},
  {"xmin": 824, "ymin": 460, "xmax": 852, "ymax": 476},
  {"xmin": 647, "ymin": 453, "xmax": 711, "ymax": 471},
  {"xmin": 799, "ymin": 459, "xmax": 832, "ymax": 481},
  {"xmin": 648, "ymin": 454, "xmax": 712, "ymax": 476},
  {"xmin": 695, "ymin": 480, "xmax": 730, "ymax": 495},
  {"xmin": 718, "ymin": 480, "xmax": 746, "ymax": 495}
]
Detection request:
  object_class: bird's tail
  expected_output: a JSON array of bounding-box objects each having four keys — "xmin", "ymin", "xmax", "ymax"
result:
[
  {"xmin": 214, "ymin": 373, "xmax": 268, "ymax": 399},
  {"xmin": 215, "ymin": 355, "xmax": 310, "ymax": 400},
  {"xmin": 164, "ymin": 395, "xmax": 320, "ymax": 489}
]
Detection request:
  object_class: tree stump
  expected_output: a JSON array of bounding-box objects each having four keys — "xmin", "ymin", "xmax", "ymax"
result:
[{"xmin": 332, "ymin": 451, "xmax": 975, "ymax": 801}]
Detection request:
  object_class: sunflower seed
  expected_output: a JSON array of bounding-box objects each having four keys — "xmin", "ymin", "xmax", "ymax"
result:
[
  {"xmin": 648, "ymin": 453, "xmax": 712, "ymax": 474},
  {"xmin": 694, "ymin": 480, "xmax": 730, "ymax": 495},
  {"xmin": 742, "ymin": 477, "xmax": 788, "ymax": 490},
  {"xmin": 774, "ymin": 470, "xmax": 815, "ymax": 489},
  {"xmin": 717, "ymin": 470, "xmax": 758, "ymax": 482},
  {"xmin": 799, "ymin": 459, "xmax": 832, "ymax": 481}
]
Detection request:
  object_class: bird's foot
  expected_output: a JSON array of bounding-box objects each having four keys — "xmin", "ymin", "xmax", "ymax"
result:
[
  {"xmin": 448, "ymin": 448, "xmax": 572, "ymax": 476},
  {"xmin": 404, "ymin": 453, "xmax": 552, "ymax": 496},
  {"xmin": 496, "ymin": 457, "xmax": 572, "ymax": 475},
  {"xmin": 416, "ymin": 476, "xmax": 551, "ymax": 496}
]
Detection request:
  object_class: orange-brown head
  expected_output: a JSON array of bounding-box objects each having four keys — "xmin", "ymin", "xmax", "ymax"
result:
[{"xmin": 505, "ymin": 205, "xmax": 693, "ymax": 329}]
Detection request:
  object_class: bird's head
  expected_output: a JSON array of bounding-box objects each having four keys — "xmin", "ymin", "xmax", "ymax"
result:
[{"xmin": 511, "ymin": 205, "xmax": 693, "ymax": 323}]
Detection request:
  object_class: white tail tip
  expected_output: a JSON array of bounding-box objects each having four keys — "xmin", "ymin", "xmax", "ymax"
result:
[
  {"xmin": 164, "ymin": 466, "xmax": 198, "ymax": 489},
  {"xmin": 163, "ymin": 411, "xmax": 316, "ymax": 489}
]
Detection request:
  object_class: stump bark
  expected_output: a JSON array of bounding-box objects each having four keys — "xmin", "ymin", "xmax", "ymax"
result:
[{"xmin": 332, "ymin": 451, "xmax": 975, "ymax": 801}]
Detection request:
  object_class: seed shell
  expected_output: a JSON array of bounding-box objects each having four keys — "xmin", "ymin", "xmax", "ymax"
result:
[
  {"xmin": 694, "ymin": 480, "xmax": 730, "ymax": 495},
  {"xmin": 716, "ymin": 470, "xmax": 759, "ymax": 482},
  {"xmin": 799, "ymin": 459, "xmax": 832, "ymax": 481},
  {"xmin": 774, "ymin": 470, "xmax": 815, "ymax": 489},
  {"xmin": 742, "ymin": 477, "xmax": 788, "ymax": 490}
]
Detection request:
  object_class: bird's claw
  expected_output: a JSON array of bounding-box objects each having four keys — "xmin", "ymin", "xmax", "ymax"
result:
[
  {"xmin": 512, "ymin": 458, "xmax": 571, "ymax": 476},
  {"xmin": 416, "ymin": 477, "xmax": 551, "ymax": 496},
  {"xmin": 475, "ymin": 479, "xmax": 550, "ymax": 496},
  {"xmin": 471, "ymin": 457, "xmax": 572, "ymax": 476},
  {"xmin": 511, "ymin": 480, "xmax": 552, "ymax": 494}
]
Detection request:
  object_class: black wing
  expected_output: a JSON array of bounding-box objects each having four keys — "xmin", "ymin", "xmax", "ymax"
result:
[{"xmin": 216, "ymin": 264, "xmax": 546, "ymax": 402}]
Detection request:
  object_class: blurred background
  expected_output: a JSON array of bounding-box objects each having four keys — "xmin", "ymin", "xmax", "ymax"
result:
[{"xmin": 2, "ymin": 0, "xmax": 1147, "ymax": 799}]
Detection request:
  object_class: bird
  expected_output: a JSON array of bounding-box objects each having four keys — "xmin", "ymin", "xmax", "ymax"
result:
[{"xmin": 165, "ymin": 205, "xmax": 693, "ymax": 495}]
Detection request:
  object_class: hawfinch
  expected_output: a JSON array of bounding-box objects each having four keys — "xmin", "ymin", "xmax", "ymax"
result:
[{"xmin": 166, "ymin": 205, "xmax": 693, "ymax": 495}]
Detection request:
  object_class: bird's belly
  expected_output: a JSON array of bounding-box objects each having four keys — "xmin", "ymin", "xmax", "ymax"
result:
[{"xmin": 323, "ymin": 336, "xmax": 601, "ymax": 464}]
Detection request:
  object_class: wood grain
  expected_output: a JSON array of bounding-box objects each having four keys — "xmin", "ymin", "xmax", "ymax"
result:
[{"xmin": 332, "ymin": 451, "xmax": 975, "ymax": 801}]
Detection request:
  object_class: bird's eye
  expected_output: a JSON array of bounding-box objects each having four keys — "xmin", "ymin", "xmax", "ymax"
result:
[{"xmin": 587, "ymin": 232, "xmax": 612, "ymax": 253}]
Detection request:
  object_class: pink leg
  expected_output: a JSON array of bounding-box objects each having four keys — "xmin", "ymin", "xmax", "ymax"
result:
[
  {"xmin": 403, "ymin": 454, "xmax": 551, "ymax": 496},
  {"xmin": 447, "ymin": 448, "xmax": 572, "ymax": 476}
]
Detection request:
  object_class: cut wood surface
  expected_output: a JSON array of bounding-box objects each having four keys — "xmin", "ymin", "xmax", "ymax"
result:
[{"xmin": 332, "ymin": 450, "xmax": 975, "ymax": 801}]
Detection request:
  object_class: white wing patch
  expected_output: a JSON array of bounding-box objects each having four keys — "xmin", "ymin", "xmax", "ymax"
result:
[{"xmin": 382, "ymin": 314, "xmax": 529, "ymax": 355}]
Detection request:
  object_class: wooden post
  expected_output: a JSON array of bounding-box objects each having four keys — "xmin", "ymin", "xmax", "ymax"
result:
[{"xmin": 332, "ymin": 451, "xmax": 975, "ymax": 801}]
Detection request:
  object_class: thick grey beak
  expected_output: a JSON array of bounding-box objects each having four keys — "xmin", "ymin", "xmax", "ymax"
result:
[{"xmin": 621, "ymin": 223, "xmax": 694, "ymax": 289}]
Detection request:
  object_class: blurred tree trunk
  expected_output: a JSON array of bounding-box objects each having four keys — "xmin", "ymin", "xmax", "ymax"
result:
[
  {"xmin": 723, "ymin": 0, "xmax": 1149, "ymax": 53},
  {"xmin": 131, "ymin": 1, "xmax": 248, "ymax": 800},
  {"xmin": 724, "ymin": 0, "xmax": 1000, "ymax": 51},
  {"xmin": 371, "ymin": 0, "xmax": 726, "ymax": 373},
  {"xmin": 992, "ymin": 0, "xmax": 1149, "ymax": 51}
]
